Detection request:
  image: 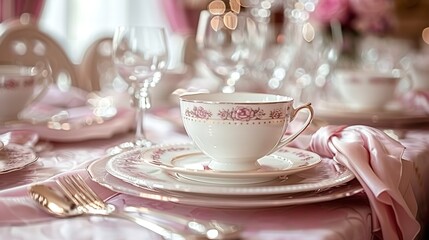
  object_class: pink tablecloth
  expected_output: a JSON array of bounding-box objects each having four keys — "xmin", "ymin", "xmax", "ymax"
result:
[{"xmin": 0, "ymin": 115, "xmax": 427, "ymax": 240}]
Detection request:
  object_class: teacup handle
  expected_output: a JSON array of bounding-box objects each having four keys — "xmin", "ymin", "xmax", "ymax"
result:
[{"xmin": 269, "ymin": 103, "xmax": 314, "ymax": 154}]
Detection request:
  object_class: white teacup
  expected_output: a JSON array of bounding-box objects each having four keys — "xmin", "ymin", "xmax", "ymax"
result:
[
  {"xmin": 179, "ymin": 92, "xmax": 314, "ymax": 172},
  {"xmin": 333, "ymin": 69, "xmax": 405, "ymax": 111},
  {"xmin": 0, "ymin": 64, "xmax": 50, "ymax": 122}
]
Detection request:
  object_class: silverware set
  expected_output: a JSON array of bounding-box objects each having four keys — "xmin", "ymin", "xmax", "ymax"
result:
[{"xmin": 29, "ymin": 175, "xmax": 241, "ymax": 240}]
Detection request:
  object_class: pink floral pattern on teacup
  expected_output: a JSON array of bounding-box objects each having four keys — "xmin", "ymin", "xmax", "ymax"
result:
[
  {"xmin": 269, "ymin": 109, "xmax": 284, "ymax": 119},
  {"xmin": 219, "ymin": 106, "xmax": 265, "ymax": 121},
  {"xmin": 185, "ymin": 106, "xmax": 212, "ymax": 120},
  {"xmin": 0, "ymin": 78, "xmax": 35, "ymax": 90},
  {"xmin": 185, "ymin": 105, "xmax": 287, "ymax": 121}
]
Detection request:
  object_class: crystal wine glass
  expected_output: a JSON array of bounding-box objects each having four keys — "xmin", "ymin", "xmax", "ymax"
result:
[
  {"xmin": 196, "ymin": 11, "xmax": 265, "ymax": 93},
  {"xmin": 112, "ymin": 26, "xmax": 169, "ymax": 149}
]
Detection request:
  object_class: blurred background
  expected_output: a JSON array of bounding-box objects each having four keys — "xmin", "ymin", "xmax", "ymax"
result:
[
  {"xmin": 2, "ymin": 0, "xmax": 429, "ymax": 109},
  {"xmin": 3, "ymin": 0, "xmax": 428, "ymax": 64}
]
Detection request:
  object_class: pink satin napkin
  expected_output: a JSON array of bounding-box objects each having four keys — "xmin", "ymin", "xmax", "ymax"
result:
[
  {"xmin": 310, "ymin": 125, "xmax": 421, "ymax": 240},
  {"xmin": 0, "ymin": 167, "xmax": 116, "ymax": 225}
]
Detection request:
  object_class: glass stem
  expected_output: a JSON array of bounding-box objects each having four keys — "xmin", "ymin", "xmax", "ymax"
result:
[{"xmin": 133, "ymin": 81, "xmax": 151, "ymax": 146}]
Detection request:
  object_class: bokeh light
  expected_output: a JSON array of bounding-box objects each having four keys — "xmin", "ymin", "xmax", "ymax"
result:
[{"xmin": 422, "ymin": 27, "xmax": 429, "ymax": 44}]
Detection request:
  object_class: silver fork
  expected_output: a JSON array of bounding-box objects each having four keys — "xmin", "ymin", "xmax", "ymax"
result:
[
  {"xmin": 57, "ymin": 175, "xmax": 199, "ymax": 240},
  {"xmin": 57, "ymin": 175, "xmax": 241, "ymax": 240}
]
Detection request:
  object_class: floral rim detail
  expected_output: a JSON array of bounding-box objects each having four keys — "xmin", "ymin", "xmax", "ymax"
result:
[
  {"xmin": 150, "ymin": 147, "xmax": 191, "ymax": 161},
  {"xmin": 0, "ymin": 143, "xmax": 38, "ymax": 174},
  {"xmin": 185, "ymin": 105, "xmax": 287, "ymax": 121}
]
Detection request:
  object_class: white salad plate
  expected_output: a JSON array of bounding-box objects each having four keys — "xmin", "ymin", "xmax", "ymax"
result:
[
  {"xmin": 132, "ymin": 143, "xmax": 321, "ymax": 184},
  {"xmin": 0, "ymin": 143, "xmax": 38, "ymax": 174},
  {"xmin": 2, "ymin": 107, "xmax": 134, "ymax": 142},
  {"xmin": 105, "ymin": 143, "xmax": 355, "ymax": 196},
  {"xmin": 89, "ymin": 156, "xmax": 363, "ymax": 208},
  {"xmin": 315, "ymin": 101, "xmax": 429, "ymax": 128}
]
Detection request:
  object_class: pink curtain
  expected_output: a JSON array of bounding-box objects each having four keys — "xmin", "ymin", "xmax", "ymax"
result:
[
  {"xmin": 0, "ymin": 0, "xmax": 45, "ymax": 22},
  {"xmin": 160, "ymin": 0, "xmax": 192, "ymax": 36}
]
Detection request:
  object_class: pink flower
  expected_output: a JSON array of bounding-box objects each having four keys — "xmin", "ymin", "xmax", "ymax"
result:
[
  {"xmin": 4, "ymin": 79, "xmax": 18, "ymax": 89},
  {"xmin": 312, "ymin": 0, "xmax": 350, "ymax": 25},
  {"xmin": 353, "ymin": 16, "xmax": 392, "ymax": 34},
  {"xmin": 311, "ymin": 0, "xmax": 395, "ymax": 35},
  {"xmin": 348, "ymin": 0, "xmax": 392, "ymax": 16},
  {"xmin": 195, "ymin": 106, "xmax": 212, "ymax": 119},
  {"xmin": 231, "ymin": 107, "xmax": 255, "ymax": 121},
  {"xmin": 218, "ymin": 109, "xmax": 230, "ymax": 120},
  {"xmin": 349, "ymin": 0, "xmax": 394, "ymax": 34},
  {"xmin": 269, "ymin": 109, "xmax": 283, "ymax": 119},
  {"xmin": 186, "ymin": 106, "xmax": 212, "ymax": 119},
  {"xmin": 253, "ymin": 109, "xmax": 265, "ymax": 119}
]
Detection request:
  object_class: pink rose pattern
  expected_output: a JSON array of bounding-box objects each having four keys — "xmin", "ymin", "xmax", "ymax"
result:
[
  {"xmin": 0, "ymin": 78, "xmax": 35, "ymax": 90},
  {"xmin": 118, "ymin": 147, "xmax": 192, "ymax": 180},
  {"xmin": 185, "ymin": 105, "xmax": 286, "ymax": 121},
  {"xmin": 185, "ymin": 106, "xmax": 213, "ymax": 120},
  {"xmin": 269, "ymin": 109, "xmax": 284, "ymax": 119},
  {"xmin": 348, "ymin": 0, "xmax": 394, "ymax": 34},
  {"xmin": 0, "ymin": 144, "xmax": 36, "ymax": 171},
  {"xmin": 219, "ymin": 106, "xmax": 265, "ymax": 121},
  {"xmin": 277, "ymin": 148, "xmax": 314, "ymax": 167},
  {"xmin": 150, "ymin": 147, "xmax": 190, "ymax": 161}
]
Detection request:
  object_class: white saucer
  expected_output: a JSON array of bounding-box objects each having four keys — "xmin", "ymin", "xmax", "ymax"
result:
[
  {"xmin": 1, "ymin": 107, "xmax": 134, "ymax": 142},
  {"xmin": 135, "ymin": 143, "xmax": 321, "ymax": 184},
  {"xmin": 89, "ymin": 156, "xmax": 363, "ymax": 208},
  {"xmin": 105, "ymin": 144, "xmax": 355, "ymax": 196},
  {"xmin": 0, "ymin": 143, "xmax": 38, "ymax": 174}
]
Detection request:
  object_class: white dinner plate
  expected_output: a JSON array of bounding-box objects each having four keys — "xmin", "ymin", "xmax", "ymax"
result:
[
  {"xmin": 105, "ymin": 144, "xmax": 355, "ymax": 196},
  {"xmin": 0, "ymin": 143, "xmax": 38, "ymax": 174},
  {"xmin": 134, "ymin": 143, "xmax": 321, "ymax": 184},
  {"xmin": 315, "ymin": 101, "xmax": 429, "ymax": 128},
  {"xmin": 89, "ymin": 156, "xmax": 363, "ymax": 208}
]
